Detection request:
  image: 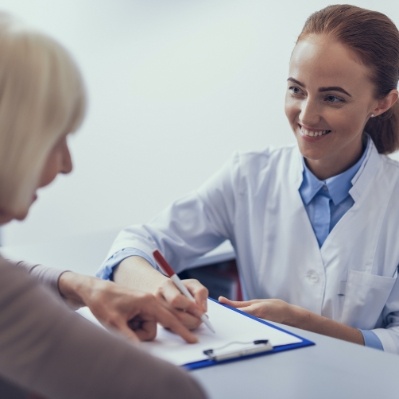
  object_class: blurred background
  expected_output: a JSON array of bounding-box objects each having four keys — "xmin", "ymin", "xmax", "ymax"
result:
[{"xmin": 1, "ymin": 0, "xmax": 398, "ymax": 249}]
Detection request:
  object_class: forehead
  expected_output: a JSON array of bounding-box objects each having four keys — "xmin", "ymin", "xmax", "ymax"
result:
[{"xmin": 289, "ymin": 34, "xmax": 374, "ymax": 90}]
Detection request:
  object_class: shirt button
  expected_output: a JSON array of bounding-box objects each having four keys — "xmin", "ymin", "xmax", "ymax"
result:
[
  {"xmin": 322, "ymin": 185, "xmax": 328, "ymax": 192},
  {"xmin": 306, "ymin": 270, "xmax": 319, "ymax": 283}
]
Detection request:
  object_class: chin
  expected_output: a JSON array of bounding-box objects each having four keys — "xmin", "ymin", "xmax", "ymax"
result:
[
  {"xmin": 0, "ymin": 213, "xmax": 14, "ymax": 225},
  {"xmin": 0, "ymin": 207, "xmax": 29, "ymax": 225}
]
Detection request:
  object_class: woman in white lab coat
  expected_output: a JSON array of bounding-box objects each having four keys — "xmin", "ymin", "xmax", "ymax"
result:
[{"xmin": 99, "ymin": 5, "xmax": 399, "ymax": 354}]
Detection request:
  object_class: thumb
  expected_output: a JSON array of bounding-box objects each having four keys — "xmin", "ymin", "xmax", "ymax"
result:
[
  {"xmin": 218, "ymin": 296, "xmax": 234, "ymax": 304},
  {"xmin": 218, "ymin": 296, "xmax": 246, "ymax": 307}
]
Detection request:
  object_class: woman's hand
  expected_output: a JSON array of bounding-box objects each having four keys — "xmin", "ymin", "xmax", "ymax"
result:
[
  {"xmin": 219, "ymin": 296, "xmax": 365, "ymax": 345},
  {"xmin": 218, "ymin": 296, "xmax": 301, "ymax": 326},
  {"xmin": 112, "ymin": 256, "xmax": 209, "ymax": 331},
  {"xmin": 58, "ymin": 271, "xmax": 198, "ymax": 343},
  {"xmin": 156, "ymin": 278, "xmax": 209, "ymax": 330}
]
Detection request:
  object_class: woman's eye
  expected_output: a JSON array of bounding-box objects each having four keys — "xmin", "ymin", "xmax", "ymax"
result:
[
  {"xmin": 325, "ymin": 95, "xmax": 345, "ymax": 103},
  {"xmin": 288, "ymin": 86, "xmax": 303, "ymax": 96}
]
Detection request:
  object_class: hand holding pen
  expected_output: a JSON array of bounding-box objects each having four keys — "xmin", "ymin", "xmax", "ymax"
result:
[{"xmin": 153, "ymin": 250, "xmax": 215, "ymax": 333}]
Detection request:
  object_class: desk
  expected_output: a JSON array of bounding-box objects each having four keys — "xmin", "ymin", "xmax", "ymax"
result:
[
  {"xmin": 193, "ymin": 324, "xmax": 399, "ymax": 399},
  {"xmin": 2, "ymin": 232, "xmax": 399, "ymax": 399}
]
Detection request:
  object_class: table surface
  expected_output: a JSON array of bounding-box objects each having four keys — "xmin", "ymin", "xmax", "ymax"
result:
[{"xmin": 192, "ymin": 323, "xmax": 399, "ymax": 399}]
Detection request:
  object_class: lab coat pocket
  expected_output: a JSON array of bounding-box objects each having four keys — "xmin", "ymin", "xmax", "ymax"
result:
[{"xmin": 341, "ymin": 270, "xmax": 396, "ymax": 329}]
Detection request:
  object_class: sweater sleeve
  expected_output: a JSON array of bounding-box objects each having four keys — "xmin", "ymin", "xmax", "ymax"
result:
[
  {"xmin": 13, "ymin": 259, "xmax": 64, "ymax": 294},
  {"xmin": 0, "ymin": 257, "xmax": 207, "ymax": 399}
]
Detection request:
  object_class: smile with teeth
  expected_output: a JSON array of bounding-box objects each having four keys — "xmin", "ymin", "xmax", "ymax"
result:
[{"xmin": 299, "ymin": 127, "xmax": 331, "ymax": 137}]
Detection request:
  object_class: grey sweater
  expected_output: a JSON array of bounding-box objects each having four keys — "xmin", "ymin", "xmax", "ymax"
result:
[{"xmin": 0, "ymin": 257, "xmax": 207, "ymax": 399}]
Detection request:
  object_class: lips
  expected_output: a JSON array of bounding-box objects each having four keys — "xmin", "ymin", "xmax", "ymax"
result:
[{"xmin": 299, "ymin": 126, "xmax": 331, "ymax": 137}]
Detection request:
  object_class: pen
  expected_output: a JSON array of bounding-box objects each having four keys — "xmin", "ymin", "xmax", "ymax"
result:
[
  {"xmin": 153, "ymin": 249, "xmax": 215, "ymax": 333},
  {"xmin": 203, "ymin": 340, "xmax": 273, "ymax": 361}
]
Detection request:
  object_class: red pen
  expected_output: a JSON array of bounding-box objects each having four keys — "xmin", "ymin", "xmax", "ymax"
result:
[{"xmin": 153, "ymin": 250, "xmax": 215, "ymax": 333}]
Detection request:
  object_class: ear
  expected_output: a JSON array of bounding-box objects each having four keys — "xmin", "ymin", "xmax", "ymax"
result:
[{"xmin": 372, "ymin": 89, "xmax": 399, "ymax": 117}]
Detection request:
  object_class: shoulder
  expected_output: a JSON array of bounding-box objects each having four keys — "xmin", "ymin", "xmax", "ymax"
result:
[
  {"xmin": 217, "ymin": 144, "xmax": 301, "ymax": 194},
  {"xmin": 382, "ymin": 153, "xmax": 399, "ymax": 170},
  {"xmin": 379, "ymin": 154, "xmax": 399, "ymax": 190},
  {"xmin": 229, "ymin": 143, "xmax": 299, "ymax": 175},
  {"xmin": 374, "ymin": 152, "xmax": 399, "ymax": 182},
  {"xmin": 365, "ymin": 137, "xmax": 399, "ymax": 174}
]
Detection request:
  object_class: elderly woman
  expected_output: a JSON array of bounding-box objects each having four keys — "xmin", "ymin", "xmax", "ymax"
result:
[{"xmin": 0, "ymin": 12, "xmax": 206, "ymax": 399}]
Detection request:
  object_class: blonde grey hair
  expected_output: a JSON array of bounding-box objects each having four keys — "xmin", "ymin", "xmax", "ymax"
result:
[{"xmin": 0, "ymin": 13, "xmax": 86, "ymax": 217}]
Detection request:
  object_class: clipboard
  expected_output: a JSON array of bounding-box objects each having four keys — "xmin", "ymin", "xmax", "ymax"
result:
[{"xmin": 139, "ymin": 298, "xmax": 315, "ymax": 370}]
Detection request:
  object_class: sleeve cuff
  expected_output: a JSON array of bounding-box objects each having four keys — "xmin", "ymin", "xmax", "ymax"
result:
[
  {"xmin": 96, "ymin": 248, "xmax": 157, "ymax": 280},
  {"xmin": 360, "ymin": 329, "xmax": 384, "ymax": 351}
]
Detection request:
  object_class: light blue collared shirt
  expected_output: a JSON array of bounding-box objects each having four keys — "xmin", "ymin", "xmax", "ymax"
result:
[
  {"xmin": 299, "ymin": 145, "xmax": 367, "ymax": 247},
  {"xmin": 299, "ymin": 137, "xmax": 383, "ymax": 350}
]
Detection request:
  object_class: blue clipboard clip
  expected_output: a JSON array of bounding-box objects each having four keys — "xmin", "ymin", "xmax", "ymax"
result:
[{"xmin": 203, "ymin": 339, "xmax": 273, "ymax": 362}]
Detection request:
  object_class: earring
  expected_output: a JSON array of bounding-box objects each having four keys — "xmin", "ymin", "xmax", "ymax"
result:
[{"xmin": 371, "ymin": 114, "xmax": 375, "ymax": 118}]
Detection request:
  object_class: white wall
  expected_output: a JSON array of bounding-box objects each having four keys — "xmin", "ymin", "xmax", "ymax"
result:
[{"xmin": 1, "ymin": 0, "xmax": 398, "ymax": 246}]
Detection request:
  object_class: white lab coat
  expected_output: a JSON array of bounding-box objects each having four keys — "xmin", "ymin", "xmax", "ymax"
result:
[{"xmin": 107, "ymin": 140, "xmax": 399, "ymax": 353}]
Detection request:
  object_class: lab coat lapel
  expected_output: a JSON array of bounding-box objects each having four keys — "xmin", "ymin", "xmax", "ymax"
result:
[
  {"xmin": 319, "ymin": 140, "xmax": 381, "ymax": 272},
  {"xmin": 283, "ymin": 149, "xmax": 327, "ymax": 313}
]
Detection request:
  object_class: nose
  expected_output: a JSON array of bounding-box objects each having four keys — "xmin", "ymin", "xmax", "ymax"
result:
[{"xmin": 299, "ymin": 98, "xmax": 320, "ymax": 126}]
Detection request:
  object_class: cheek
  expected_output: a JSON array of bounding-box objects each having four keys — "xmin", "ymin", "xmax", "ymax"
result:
[
  {"xmin": 37, "ymin": 155, "xmax": 59, "ymax": 188},
  {"xmin": 284, "ymin": 98, "xmax": 297, "ymax": 124},
  {"xmin": 326, "ymin": 110, "xmax": 363, "ymax": 132}
]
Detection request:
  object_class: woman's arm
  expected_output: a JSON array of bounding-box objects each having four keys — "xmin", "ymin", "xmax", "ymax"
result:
[
  {"xmin": 13, "ymin": 259, "xmax": 198, "ymax": 343},
  {"xmin": 0, "ymin": 258, "xmax": 207, "ymax": 399},
  {"xmin": 219, "ymin": 297, "xmax": 364, "ymax": 345},
  {"xmin": 58, "ymin": 270, "xmax": 199, "ymax": 342},
  {"xmin": 102, "ymin": 157, "xmax": 239, "ymax": 330}
]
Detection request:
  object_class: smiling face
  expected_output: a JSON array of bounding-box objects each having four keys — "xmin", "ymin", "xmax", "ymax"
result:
[{"xmin": 285, "ymin": 34, "xmax": 381, "ymax": 179}]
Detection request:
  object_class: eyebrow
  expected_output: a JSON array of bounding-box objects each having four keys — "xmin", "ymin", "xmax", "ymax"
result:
[{"xmin": 287, "ymin": 77, "xmax": 352, "ymax": 97}]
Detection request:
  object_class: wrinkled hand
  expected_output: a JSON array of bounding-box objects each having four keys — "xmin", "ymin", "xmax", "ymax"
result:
[
  {"xmin": 156, "ymin": 278, "xmax": 209, "ymax": 330},
  {"xmin": 219, "ymin": 296, "xmax": 303, "ymax": 326},
  {"xmin": 59, "ymin": 272, "xmax": 198, "ymax": 343}
]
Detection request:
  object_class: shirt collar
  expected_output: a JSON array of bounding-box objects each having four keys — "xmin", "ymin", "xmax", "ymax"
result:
[{"xmin": 300, "ymin": 136, "xmax": 371, "ymax": 206}]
